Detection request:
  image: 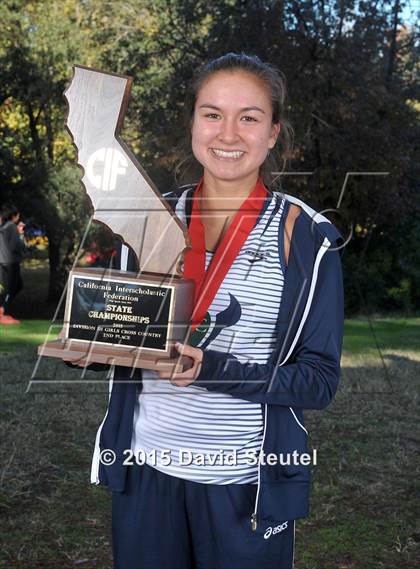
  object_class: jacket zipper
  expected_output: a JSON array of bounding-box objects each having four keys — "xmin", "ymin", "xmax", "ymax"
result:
[
  {"xmin": 250, "ymin": 403, "xmax": 268, "ymax": 531},
  {"xmin": 250, "ymin": 236, "xmax": 331, "ymax": 531}
]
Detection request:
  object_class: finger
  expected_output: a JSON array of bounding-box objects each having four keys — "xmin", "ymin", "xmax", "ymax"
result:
[
  {"xmin": 157, "ymin": 372, "xmax": 171, "ymax": 379},
  {"xmin": 180, "ymin": 355, "xmax": 194, "ymax": 372},
  {"xmin": 170, "ymin": 377, "xmax": 194, "ymax": 387},
  {"xmin": 175, "ymin": 342, "xmax": 197, "ymax": 358},
  {"xmin": 157, "ymin": 351, "xmax": 198, "ymax": 380},
  {"xmin": 168, "ymin": 370, "xmax": 194, "ymax": 381}
]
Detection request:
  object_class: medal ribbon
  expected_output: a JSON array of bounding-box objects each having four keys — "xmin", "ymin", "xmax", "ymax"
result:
[{"xmin": 184, "ymin": 176, "xmax": 268, "ymax": 331}]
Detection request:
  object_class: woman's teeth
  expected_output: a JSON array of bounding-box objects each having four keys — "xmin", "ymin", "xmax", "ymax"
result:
[{"xmin": 211, "ymin": 149, "xmax": 244, "ymax": 159}]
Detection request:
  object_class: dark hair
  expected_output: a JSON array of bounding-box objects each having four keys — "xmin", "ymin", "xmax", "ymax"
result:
[
  {"xmin": 1, "ymin": 205, "xmax": 19, "ymax": 223},
  {"xmin": 175, "ymin": 52, "xmax": 294, "ymax": 189}
]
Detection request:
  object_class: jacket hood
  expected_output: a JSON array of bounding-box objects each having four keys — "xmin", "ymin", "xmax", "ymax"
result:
[{"xmin": 283, "ymin": 192, "xmax": 344, "ymax": 245}]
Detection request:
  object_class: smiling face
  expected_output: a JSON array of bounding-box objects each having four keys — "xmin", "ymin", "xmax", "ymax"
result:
[{"xmin": 191, "ymin": 70, "xmax": 280, "ymax": 189}]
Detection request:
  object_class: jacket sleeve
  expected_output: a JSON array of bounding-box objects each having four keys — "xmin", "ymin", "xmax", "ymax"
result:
[{"xmin": 194, "ymin": 245, "xmax": 344, "ymax": 410}]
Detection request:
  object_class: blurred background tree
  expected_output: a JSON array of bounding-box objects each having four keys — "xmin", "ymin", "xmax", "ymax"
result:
[
  {"xmin": 0, "ymin": 0, "xmax": 418, "ymax": 313},
  {"xmin": 0, "ymin": 0, "xmax": 95, "ymax": 299}
]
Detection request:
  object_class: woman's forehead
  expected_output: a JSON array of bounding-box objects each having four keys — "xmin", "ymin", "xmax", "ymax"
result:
[{"xmin": 196, "ymin": 70, "xmax": 271, "ymax": 108}]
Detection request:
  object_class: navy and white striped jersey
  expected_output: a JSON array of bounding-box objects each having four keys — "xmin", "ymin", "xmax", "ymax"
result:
[{"xmin": 130, "ymin": 190, "xmax": 287, "ymax": 484}]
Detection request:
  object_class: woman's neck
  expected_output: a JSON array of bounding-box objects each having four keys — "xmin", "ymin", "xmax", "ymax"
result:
[{"xmin": 200, "ymin": 173, "xmax": 259, "ymax": 214}]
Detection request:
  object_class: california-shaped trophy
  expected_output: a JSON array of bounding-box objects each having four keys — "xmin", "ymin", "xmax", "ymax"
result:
[{"xmin": 38, "ymin": 66, "xmax": 194, "ymax": 372}]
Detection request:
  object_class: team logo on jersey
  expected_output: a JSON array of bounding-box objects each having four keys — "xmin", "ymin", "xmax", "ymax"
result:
[
  {"xmin": 189, "ymin": 294, "xmax": 241, "ymax": 348},
  {"xmin": 189, "ymin": 312, "xmax": 211, "ymax": 347}
]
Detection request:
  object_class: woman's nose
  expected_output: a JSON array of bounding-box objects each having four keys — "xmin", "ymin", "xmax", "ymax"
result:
[{"xmin": 217, "ymin": 118, "xmax": 239, "ymax": 144}]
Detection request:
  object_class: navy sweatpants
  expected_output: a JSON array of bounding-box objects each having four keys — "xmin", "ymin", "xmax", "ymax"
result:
[{"xmin": 112, "ymin": 462, "xmax": 295, "ymax": 569}]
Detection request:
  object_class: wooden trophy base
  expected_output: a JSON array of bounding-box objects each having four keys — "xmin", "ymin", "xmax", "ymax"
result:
[{"xmin": 38, "ymin": 340, "xmax": 191, "ymax": 373}]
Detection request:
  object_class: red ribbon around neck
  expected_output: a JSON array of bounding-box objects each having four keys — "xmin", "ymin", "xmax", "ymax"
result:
[{"xmin": 183, "ymin": 176, "xmax": 268, "ymax": 331}]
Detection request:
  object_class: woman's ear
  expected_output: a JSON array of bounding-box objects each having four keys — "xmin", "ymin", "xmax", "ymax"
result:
[{"xmin": 269, "ymin": 122, "xmax": 281, "ymax": 148}]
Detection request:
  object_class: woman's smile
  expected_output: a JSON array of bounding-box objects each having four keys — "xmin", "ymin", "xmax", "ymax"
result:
[{"xmin": 209, "ymin": 148, "xmax": 246, "ymax": 160}]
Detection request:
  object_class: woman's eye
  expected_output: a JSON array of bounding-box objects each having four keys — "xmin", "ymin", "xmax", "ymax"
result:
[
  {"xmin": 204, "ymin": 113, "xmax": 220, "ymax": 120},
  {"xmin": 241, "ymin": 116, "xmax": 257, "ymax": 122}
]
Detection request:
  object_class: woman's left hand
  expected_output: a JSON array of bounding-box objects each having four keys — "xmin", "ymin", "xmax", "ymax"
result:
[{"xmin": 157, "ymin": 342, "xmax": 203, "ymax": 387}]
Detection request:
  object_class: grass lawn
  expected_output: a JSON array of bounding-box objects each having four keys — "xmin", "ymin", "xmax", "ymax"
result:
[
  {"xmin": 0, "ymin": 320, "xmax": 61, "ymax": 352},
  {"xmin": 343, "ymin": 317, "xmax": 420, "ymax": 355},
  {"xmin": 0, "ymin": 264, "xmax": 419, "ymax": 568}
]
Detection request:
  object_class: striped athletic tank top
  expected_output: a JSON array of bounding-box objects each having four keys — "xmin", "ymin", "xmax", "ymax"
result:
[{"xmin": 130, "ymin": 190, "xmax": 287, "ymax": 484}]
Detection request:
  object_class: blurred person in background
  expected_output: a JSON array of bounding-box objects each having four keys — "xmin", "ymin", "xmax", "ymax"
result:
[{"xmin": 0, "ymin": 205, "xmax": 26, "ymax": 325}]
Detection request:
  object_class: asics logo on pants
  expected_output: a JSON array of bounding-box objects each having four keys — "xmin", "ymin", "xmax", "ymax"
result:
[{"xmin": 264, "ymin": 522, "xmax": 288, "ymax": 539}]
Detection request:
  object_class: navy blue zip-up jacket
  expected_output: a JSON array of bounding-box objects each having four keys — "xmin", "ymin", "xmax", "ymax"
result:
[{"xmin": 90, "ymin": 185, "xmax": 344, "ymax": 528}]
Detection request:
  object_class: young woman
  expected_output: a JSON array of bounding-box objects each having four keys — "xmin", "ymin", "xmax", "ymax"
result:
[{"xmin": 92, "ymin": 53, "xmax": 344, "ymax": 569}]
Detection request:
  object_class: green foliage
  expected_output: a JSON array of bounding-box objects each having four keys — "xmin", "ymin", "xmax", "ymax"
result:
[
  {"xmin": 0, "ymin": 0, "xmax": 94, "ymax": 298},
  {"xmin": 38, "ymin": 164, "xmax": 87, "ymax": 237},
  {"xmin": 386, "ymin": 278, "xmax": 412, "ymax": 313}
]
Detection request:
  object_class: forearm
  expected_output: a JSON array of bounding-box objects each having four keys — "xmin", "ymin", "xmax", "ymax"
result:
[{"xmin": 195, "ymin": 348, "xmax": 340, "ymax": 410}]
